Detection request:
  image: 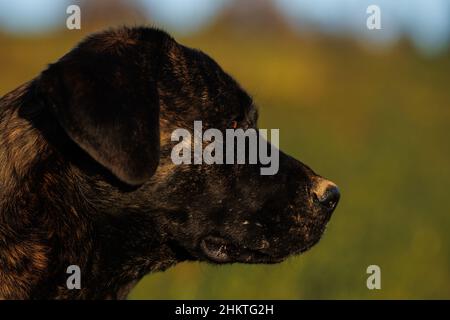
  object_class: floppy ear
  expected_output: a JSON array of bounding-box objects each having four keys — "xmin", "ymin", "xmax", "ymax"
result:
[{"xmin": 37, "ymin": 30, "xmax": 166, "ymax": 185}]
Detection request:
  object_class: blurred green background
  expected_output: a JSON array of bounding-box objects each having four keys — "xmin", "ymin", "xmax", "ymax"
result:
[{"xmin": 1, "ymin": 0, "xmax": 449, "ymax": 299}]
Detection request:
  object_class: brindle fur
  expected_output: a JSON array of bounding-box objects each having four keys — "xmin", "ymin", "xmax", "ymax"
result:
[{"xmin": 0, "ymin": 27, "xmax": 338, "ymax": 299}]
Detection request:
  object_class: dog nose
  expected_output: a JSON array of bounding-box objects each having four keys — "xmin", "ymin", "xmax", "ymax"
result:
[{"xmin": 312, "ymin": 179, "xmax": 340, "ymax": 212}]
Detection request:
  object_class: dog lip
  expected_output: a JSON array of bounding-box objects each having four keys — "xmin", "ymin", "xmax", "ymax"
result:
[
  {"xmin": 200, "ymin": 236, "xmax": 233, "ymax": 263},
  {"xmin": 199, "ymin": 236, "xmax": 284, "ymax": 264}
]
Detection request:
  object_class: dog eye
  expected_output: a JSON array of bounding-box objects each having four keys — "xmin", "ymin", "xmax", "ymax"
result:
[{"xmin": 230, "ymin": 113, "xmax": 247, "ymax": 129}]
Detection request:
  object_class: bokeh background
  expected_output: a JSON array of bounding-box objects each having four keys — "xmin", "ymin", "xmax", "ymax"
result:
[{"xmin": 1, "ymin": 0, "xmax": 449, "ymax": 299}]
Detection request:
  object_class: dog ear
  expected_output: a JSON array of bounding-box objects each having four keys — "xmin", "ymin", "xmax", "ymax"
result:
[{"xmin": 37, "ymin": 29, "xmax": 168, "ymax": 185}]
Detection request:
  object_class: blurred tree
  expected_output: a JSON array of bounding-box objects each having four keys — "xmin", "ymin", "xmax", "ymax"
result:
[
  {"xmin": 76, "ymin": 0, "xmax": 149, "ymax": 31},
  {"xmin": 213, "ymin": 0, "xmax": 293, "ymax": 35}
]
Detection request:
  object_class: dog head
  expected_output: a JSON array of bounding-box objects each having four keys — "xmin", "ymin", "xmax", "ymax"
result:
[{"xmin": 35, "ymin": 27, "xmax": 340, "ymax": 266}]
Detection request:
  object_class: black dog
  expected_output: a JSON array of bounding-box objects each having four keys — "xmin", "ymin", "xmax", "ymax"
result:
[{"xmin": 0, "ymin": 27, "xmax": 340, "ymax": 299}]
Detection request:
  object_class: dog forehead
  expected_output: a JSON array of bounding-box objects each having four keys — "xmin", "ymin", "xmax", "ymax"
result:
[{"xmin": 163, "ymin": 43, "xmax": 251, "ymax": 101}]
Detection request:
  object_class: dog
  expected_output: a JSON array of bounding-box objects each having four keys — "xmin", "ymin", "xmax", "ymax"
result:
[{"xmin": 0, "ymin": 27, "xmax": 340, "ymax": 299}]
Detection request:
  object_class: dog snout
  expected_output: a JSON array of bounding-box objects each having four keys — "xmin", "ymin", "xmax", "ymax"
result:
[{"xmin": 312, "ymin": 178, "xmax": 340, "ymax": 212}]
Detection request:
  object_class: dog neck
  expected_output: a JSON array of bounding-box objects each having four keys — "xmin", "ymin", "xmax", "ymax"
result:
[{"xmin": 1, "ymin": 166, "xmax": 178, "ymax": 299}]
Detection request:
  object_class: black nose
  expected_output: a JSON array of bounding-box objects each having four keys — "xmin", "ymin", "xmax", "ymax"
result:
[{"xmin": 312, "ymin": 180, "xmax": 340, "ymax": 212}]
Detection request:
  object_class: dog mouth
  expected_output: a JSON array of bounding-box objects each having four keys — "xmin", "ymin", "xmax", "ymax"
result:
[{"xmin": 199, "ymin": 236, "xmax": 283, "ymax": 264}]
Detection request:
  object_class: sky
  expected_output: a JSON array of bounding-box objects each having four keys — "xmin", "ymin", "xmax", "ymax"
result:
[{"xmin": 0, "ymin": 0, "xmax": 448, "ymax": 54}]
